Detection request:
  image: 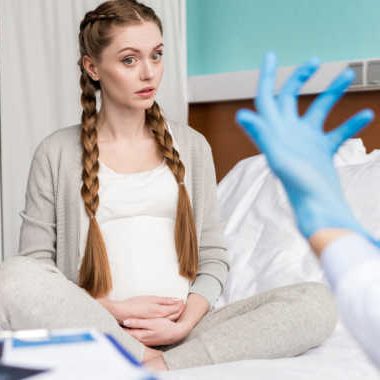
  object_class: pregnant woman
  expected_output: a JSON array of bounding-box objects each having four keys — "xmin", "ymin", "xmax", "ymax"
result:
[{"xmin": 0, "ymin": 0, "xmax": 337, "ymax": 372}]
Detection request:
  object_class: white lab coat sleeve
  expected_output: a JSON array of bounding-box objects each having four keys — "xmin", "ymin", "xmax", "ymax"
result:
[{"xmin": 321, "ymin": 233, "xmax": 380, "ymax": 367}]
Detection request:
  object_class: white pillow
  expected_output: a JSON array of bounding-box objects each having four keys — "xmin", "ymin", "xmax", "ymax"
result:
[{"xmin": 214, "ymin": 139, "xmax": 380, "ymax": 309}]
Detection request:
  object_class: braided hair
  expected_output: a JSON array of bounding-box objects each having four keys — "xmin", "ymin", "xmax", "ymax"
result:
[{"xmin": 77, "ymin": 0, "xmax": 198, "ymax": 298}]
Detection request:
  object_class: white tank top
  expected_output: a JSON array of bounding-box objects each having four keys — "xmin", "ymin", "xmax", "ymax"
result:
[{"xmin": 79, "ymin": 157, "xmax": 190, "ymax": 302}]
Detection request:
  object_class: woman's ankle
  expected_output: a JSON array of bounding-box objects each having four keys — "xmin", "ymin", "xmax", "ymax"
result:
[
  {"xmin": 142, "ymin": 347, "xmax": 162, "ymax": 362},
  {"xmin": 144, "ymin": 355, "xmax": 169, "ymax": 371}
]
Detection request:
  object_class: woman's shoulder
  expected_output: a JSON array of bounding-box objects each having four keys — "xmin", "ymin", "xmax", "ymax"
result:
[
  {"xmin": 34, "ymin": 124, "xmax": 81, "ymax": 158},
  {"xmin": 42, "ymin": 124, "xmax": 81, "ymax": 147},
  {"xmin": 168, "ymin": 120, "xmax": 211, "ymax": 153}
]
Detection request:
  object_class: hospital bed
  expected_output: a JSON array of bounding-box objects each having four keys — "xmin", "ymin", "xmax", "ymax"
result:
[{"xmin": 162, "ymin": 138, "xmax": 380, "ymax": 379}]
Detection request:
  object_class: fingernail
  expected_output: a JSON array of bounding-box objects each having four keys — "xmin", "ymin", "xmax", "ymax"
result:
[
  {"xmin": 362, "ymin": 109, "xmax": 374, "ymax": 119},
  {"xmin": 123, "ymin": 320, "xmax": 130, "ymax": 326}
]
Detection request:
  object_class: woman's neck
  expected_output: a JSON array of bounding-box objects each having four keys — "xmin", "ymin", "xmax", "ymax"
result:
[{"xmin": 96, "ymin": 104, "xmax": 150, "ymax": 144}]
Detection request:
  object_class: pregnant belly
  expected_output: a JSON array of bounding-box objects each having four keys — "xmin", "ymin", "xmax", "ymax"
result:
[{"xmin": 101, "ymin": 215, "xmax": 190, "ymax": 301}]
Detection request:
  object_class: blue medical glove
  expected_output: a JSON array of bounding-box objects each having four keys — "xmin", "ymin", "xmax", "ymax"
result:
[{"xmin": 236, "ymin": 52, "xmax": 375, "ymax": 239}]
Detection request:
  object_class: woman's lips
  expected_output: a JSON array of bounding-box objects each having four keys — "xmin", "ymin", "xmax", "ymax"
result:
[{"xmin": 135, "ymin": 88, "xmax": 155, "ymax": 98}]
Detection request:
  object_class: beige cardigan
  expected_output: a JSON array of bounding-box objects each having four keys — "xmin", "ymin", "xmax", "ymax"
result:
[{"xmin": 17, "ymin": 121, "xmax": 230, "ymax": 308}]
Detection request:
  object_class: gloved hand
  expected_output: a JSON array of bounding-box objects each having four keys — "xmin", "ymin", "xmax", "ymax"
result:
[{"xmin": 236, "ymin": 52, "xmax": 374, "ymax": 239}]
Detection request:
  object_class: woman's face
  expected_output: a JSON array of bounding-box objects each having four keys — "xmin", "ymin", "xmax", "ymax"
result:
[{"xmin": 87, "ymin": 21, "xmax": 164, "ymax": 110}]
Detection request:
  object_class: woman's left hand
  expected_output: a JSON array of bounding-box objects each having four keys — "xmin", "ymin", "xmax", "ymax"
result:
[{"xmin": 123, "ymin": 318, "xmax": 190, "ymax": 346}]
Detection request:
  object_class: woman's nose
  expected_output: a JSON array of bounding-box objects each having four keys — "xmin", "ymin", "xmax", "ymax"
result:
[{"xmin": 140, "ymin": 61, "xmax": 154, "ymax": 80}]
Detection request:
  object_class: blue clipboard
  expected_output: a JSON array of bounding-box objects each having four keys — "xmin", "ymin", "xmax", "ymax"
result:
[{"xmin": 2, "ymin": 330, "xmax": 158, "ymax": 380}]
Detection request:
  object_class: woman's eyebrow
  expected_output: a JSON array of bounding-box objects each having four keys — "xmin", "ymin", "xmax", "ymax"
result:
[{"xmin": 118, "ymin": 43, "xmax": 164, "ymax": 54}]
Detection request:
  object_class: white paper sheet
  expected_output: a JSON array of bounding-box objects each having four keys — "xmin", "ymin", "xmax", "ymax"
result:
[{"xmin": 1, "ymin": 329, "xmax": 157, "ymax": 380}]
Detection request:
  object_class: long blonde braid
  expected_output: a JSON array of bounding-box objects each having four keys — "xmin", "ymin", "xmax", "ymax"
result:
[
  {"xmin": 78, "ymin": 65, "xmax": 112, "ymax": 297},
  {"xmin": 146, "ymin": 102, "xmax": 199, "ymax": 280}
]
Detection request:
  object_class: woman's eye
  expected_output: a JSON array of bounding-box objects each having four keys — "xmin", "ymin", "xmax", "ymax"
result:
[
  {"xmin": 152, "ymin": 51, "xmax": 163, "ymax": 61},
  {"xmin": 122, "ymin": 56, "xmax": 136, "ymax": 65}
]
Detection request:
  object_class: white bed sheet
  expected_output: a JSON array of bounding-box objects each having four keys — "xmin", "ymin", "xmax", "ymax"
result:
[
  {"xmin": 162, "ymin": 139, "xmax": 380, "ymax": 378},
  {"xmin": 162, "ymin": 321, "xmax": 378, "ymax": 379}
]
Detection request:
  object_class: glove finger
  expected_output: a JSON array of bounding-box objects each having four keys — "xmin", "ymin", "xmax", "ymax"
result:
[
  {"xmin": 369, "ymin": 237, "xmax": 380, "ymax": 249},
  {"xmin": 277, "ymin": 57, "xmax": 320, "ymax": 118},
  {"xmin": 303, "ymin": 68, "xmax": 355, "ymax": 128},
  {"xmin": 236, "ymin": 108, "xmax": 266, "ymax": 149},
  {"xmin": 255, "ymin": 52, "xmax": 280, "ymax": 121},
  {"xmin": 327, "ymin": 109, "xmax": 374, "ymax": 152}
]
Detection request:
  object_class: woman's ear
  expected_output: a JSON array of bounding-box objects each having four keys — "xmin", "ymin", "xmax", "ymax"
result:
[{"xmin": 82, "ymin": 55, "xmax": 100, "ymax": 81}]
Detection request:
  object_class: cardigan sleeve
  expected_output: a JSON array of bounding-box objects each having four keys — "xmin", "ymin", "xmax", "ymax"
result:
[
  {"xmin": 17, "ymin": 138, "xmax": 57, "ymax": 267},
  {"xmin": 189, "ymin": 136, "xmax": 230, "ymax": 309}
]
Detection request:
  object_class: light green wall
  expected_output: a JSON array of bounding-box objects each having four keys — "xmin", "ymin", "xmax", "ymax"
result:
[{"xmin": 187, "ymin": 0, "xmax": 380, "ymax": 75}]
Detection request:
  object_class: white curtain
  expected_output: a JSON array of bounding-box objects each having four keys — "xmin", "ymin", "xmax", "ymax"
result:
[{"xmin": 0, "ymin": 0, "xmax": 188, "ymax": 260}]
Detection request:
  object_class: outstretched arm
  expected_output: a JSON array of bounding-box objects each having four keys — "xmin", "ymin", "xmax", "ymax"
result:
[{"xmin": 236, "ymin": 52, "xmax": 380, "ymax": 367}]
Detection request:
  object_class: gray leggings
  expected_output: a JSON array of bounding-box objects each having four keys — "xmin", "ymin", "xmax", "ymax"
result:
[{"xmin": 0, "ymin": 256, "xmax": 337, "ymax": 370}]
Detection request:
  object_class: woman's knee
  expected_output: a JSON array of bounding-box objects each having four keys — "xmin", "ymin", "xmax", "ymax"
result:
[
  {"xmin": 2, "ymin": 255, "xmax": 44, "ymax": 282},
  {"xmin": 0, "ymin": 257, "xmax": 35, "ymax": 327},
  {"xmin": 292, "ymin": 282, "xmax": 338, "ymax": 343},
  {"xmin": 0, "ymin": 256, "xmax": 56, "ymax": 308},
  {"xmin": 0, "ymin": 256, "xmax": 31, "ymax": 292}
]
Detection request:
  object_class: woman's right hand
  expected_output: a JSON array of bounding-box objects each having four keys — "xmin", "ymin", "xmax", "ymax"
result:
[{"xmin": 97, "ymin": 295, "xmax": 185, "ymax": 323}]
